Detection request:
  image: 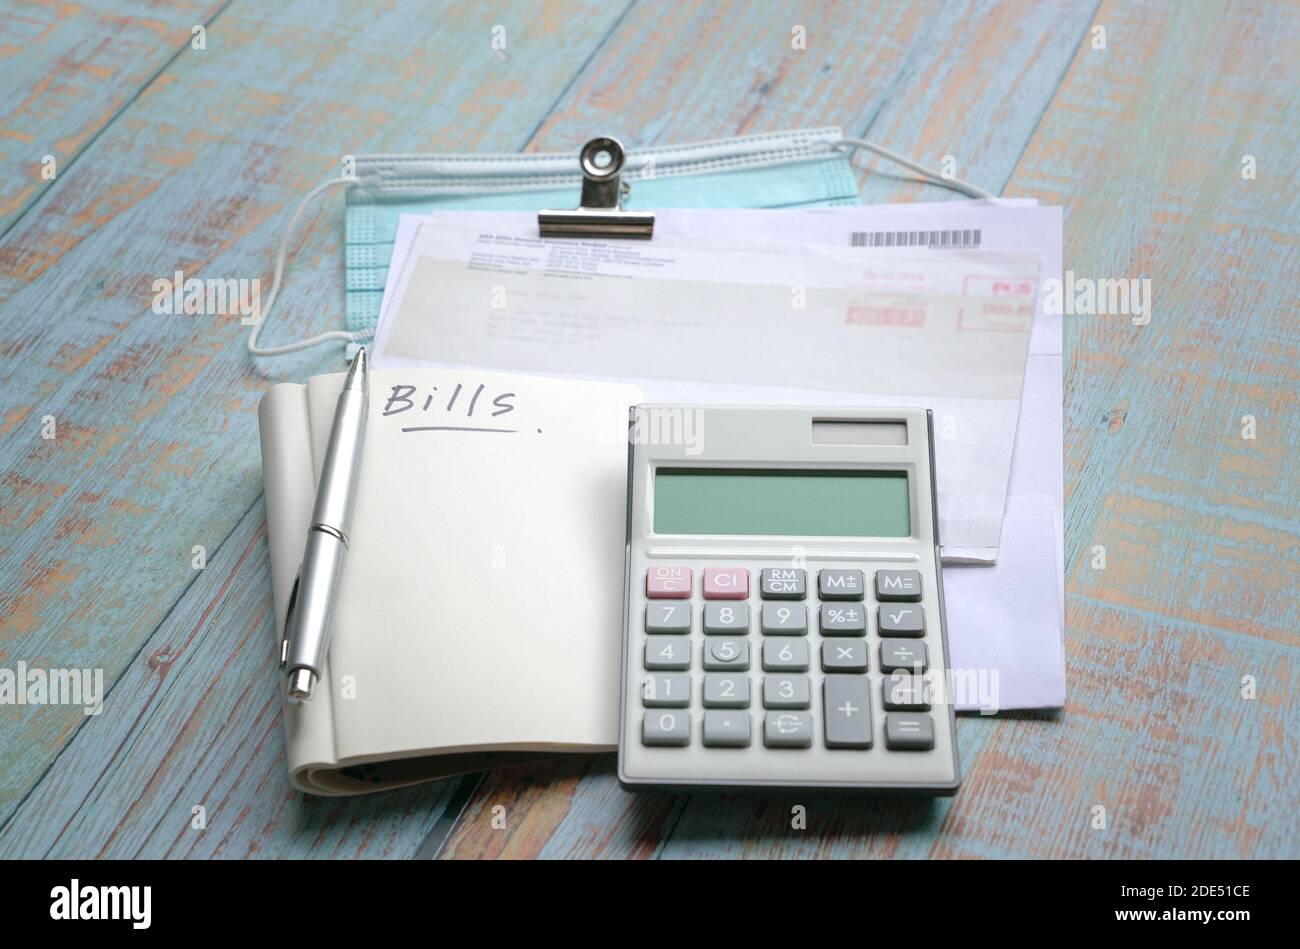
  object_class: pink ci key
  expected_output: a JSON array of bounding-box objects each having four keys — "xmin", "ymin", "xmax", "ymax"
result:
[
  {"xmin": 703, "ymin": 567, "xmax": 748, "ymax": 599},
  {"xmin": 646, "ymin": 566, "xmax": 692, "ymax": 599}
]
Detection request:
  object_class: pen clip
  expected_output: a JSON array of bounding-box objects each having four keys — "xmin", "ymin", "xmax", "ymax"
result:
[{"xmin": 279, "ymin": 568, "xmax": 301, "ymax": 668}]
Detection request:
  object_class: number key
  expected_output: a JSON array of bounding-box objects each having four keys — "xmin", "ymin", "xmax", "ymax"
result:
[
  {"xmin": 645, "ymin": 602, "xmax": 690, "ymax": 634},
  {"xmin": 642, "ymin": 673, "xmax": 690, "ymax": 707},
  {"xmin": 644, "ymin": 636, "xmax": 690, "ymax": 670},
  {"xmin": 761, "ymin": 603, "xmax": 808, "ymax": 635},
  {"xmin": 704, "ymin": 602, "xmax": 749, "ymax": 634},
  {"xmin": 763, "ymin": 675, "xmax": 811, "ymax": 709},
  {"xmin": 762, "ymin": 639, "xmax": 810, "ymax": 671},
  {"xmin": 704, "ymin": 638, "xmax": 750, "ymax": 671},
  {"xmin": 703, "ymin": 674, "xmax": 750, "ymax": 708},
  {"xmin": 643, "ymin": 710, "xmax": 690, "ymax": 746}
]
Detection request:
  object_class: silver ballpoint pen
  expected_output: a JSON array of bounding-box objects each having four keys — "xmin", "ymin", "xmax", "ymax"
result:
[{"xmin": 281, "ymin": 348, "xmax": 369, "ymax": 702}]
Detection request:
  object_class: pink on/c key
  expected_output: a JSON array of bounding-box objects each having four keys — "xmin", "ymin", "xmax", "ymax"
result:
[
  {"xmin": 646, "ymin": 566, "xmax": 692, "ymax": 599},
  {"xmin": 703, "ymin": 567, "xmax": 748, "ymax": 599}
]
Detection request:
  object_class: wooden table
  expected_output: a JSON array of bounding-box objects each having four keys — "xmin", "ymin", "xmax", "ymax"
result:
[{"xmin": 0, "ymin": 0, "xmax": 1295, "ymax": 859}]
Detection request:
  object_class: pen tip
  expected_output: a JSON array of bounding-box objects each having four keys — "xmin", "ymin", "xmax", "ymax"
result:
[
  {"xmin": 286, "ymin": 668, "xmax": 317, "ymax": 703},
  {"xmin": 343, "ymin": 347, "xmax": 367, "ymax": 391}
]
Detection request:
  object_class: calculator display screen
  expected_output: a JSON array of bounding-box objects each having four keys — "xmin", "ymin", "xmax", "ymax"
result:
[{"xmin": 653, "ymin": 468, "xmax": 910, "ymax": 537}]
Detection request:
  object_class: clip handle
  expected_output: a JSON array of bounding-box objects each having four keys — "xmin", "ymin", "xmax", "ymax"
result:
[{"xmin": 539, "ymin": 136, "xmax": 655, "ymax": 239}]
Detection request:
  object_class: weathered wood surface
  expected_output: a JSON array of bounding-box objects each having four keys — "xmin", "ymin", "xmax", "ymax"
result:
[
  {"xmin": 0, "ymin": 0, "xmax": 1296, "ymax": 859},
  {"xmin": 0, "ymin": 0, "xmax": 227, "ymax": 240}
]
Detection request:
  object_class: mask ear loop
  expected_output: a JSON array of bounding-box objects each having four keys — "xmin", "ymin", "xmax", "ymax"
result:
[
  {"xmin": 833, "ymin": 137, "xmax": 994, "ymax": 200},
  {"xmin": 246, "ymin": 176, "xmax": 371, "ymax": 357}
]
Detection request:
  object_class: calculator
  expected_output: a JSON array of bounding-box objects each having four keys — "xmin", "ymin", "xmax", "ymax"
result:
[{"xmin": 617, "ymin": 406, "xmax": 960, "ymax": 792}]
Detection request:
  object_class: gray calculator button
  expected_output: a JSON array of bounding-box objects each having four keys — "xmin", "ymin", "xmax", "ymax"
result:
[
  {"xmin": 703, "ymin": 673, "xmax": 750, "ymax": 708},
  {"xmin": 763, "ymin": 675, "xmax": 811, "ymax": 709},
  {"xmin": 642, "ymin": 673, "xmax": 690, "ymax": 707},
  {"xmin": 819, "ymin": 602, "xmax": 867, "ymax": 636},
  {"xmin": 703, "ymin": 711, "xmax": 751, "ymax": 747},
  {"xmin": 704, "ymin": 638, "xmax": 750, "ymax": 671},
  {"xmin": 760, "ymin": 602, "xmax": 808, "ymax": 635},
  {"xmin": 762, "ymin": 638, "xmax": 810, "ymax": 671},
  {"xmin": 823, "ymin": 676, "xmax": 873, "ymax": 748},
  {"xmin": 878, "ymin": 604, "xmax": 925, "ymax": 637},
  {"xmin": 644, "ymin": 636, "xmax": 691, "ymax": 670},
  {"xmin": 703, "ymin": 602, "xmax": 749, "ymax": 634},
  {"xmin": 764, "ymin": 712, "xmax": 813, "ymax": 748},
  {"xmin": 643, "ymin": 710, "xmax": 691, "ymax": 746},
  {"xmin": 645, "ymin": 602, "xmax": 691, "ymax": 634},
  {"xmin": 821, "ymin": 640, "xmax": 868, "ymax": 672},
  {"xmin": 880, "ymin": 640, "xmax": 928, "ymax": 673},
  {"xmin": 818, "ymin": 568, "xmax": 865, "ymax": 600},
  {"xmin": 882, "ymin": 672, "xmax": 932, "ymax": 711},
  {"xmin": 885, "ymin": 713, "xmax": 934, "ymax": 750},
  {"xmin": 875, "ymin": 569, "xmax": 923, "ymax": 602},
  {"xmin": 760, "ymin": 567, "xmax": 806, "ymax": 599}
]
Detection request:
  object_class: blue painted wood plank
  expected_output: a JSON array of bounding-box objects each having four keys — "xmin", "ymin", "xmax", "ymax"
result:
[{"xmin": 0, "ymin": 0, "xmax": 227, "ymax": 240}]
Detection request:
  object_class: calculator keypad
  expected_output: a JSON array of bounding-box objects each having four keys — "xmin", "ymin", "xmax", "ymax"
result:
[{"xmin": 637, "ymin": 565, "xmax": 940, "ymax": 759}]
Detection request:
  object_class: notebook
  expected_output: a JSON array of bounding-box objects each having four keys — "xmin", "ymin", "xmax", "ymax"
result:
[{"xmin": 258, "ymin": 367, "xmax": 641, "ymax": 795}]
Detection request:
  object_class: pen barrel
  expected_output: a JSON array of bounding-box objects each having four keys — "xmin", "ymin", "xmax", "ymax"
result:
[
  {"xmin": 284, "ymin": 529, "xmax": 347, "ymax": 676},
  {"xmin": 311, "ymin": 386, "xmax": 367, "ymax": 537}
]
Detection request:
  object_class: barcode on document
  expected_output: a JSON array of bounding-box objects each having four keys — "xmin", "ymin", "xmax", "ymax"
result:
[{"xmin": 850, "ymin": 229, "xmax": 982, "ymax": 249}]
